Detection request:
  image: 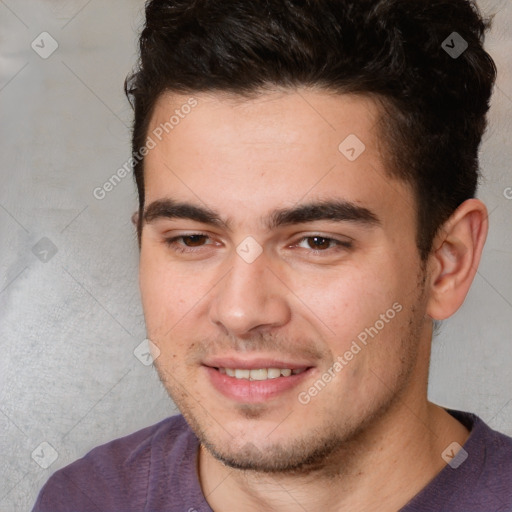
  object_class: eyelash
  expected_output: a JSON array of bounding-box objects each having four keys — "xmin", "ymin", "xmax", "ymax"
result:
[{"xmin": 163, "ymin": 233, "xmax": 353, "ymax": 255}]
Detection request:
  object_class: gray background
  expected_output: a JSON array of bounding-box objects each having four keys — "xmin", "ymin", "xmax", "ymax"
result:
[{"xmin": 0, "ymin": 1, "xmax": 511, "ymax": 510}]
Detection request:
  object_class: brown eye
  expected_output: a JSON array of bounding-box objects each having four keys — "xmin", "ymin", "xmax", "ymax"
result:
[
  {"xmin": 306, "ymin": 236, "xmax": 332, "ymax": 250},
  {"xmin": 163, "ymin": 233, "xmax": 213, "ymax": 253},
  {"xmin": 295, "ymin": 235, "xmax": 353, "ymax": 254},
  {"xmin": 180, "ymin": 235, "xmax": 208, "ymax": 247}
]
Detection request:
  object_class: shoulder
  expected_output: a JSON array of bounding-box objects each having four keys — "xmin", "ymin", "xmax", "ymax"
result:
[
  {"xmin": 447, "ymin": 409, "xmax": 512, "ymax": 503},
  {"xmin": 451, "ymin": 408, "xmax": 512, "ymax": 469},
  {"xmin": 403, "ymin": 409, "xmax": 512, "ymax": 512},
  {"xmin": 32, "ymin": 414, "xmax": 194, "ymax": 512},
  {"xmin": 469, "ymin": 413, "xmax": 512, "ymax": 490}
]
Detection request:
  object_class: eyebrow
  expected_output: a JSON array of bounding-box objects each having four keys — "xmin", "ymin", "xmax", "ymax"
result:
[{"xmin": 143, "ymin": 198, "xmax": 381, "ymax": 231}]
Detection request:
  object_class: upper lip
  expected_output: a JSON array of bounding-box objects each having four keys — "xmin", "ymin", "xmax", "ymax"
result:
[{"xmin": 203, "ymin": 356, "xmax": 314, "ymax": 370}]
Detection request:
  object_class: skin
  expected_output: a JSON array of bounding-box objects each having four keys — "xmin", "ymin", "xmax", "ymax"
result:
[{"xmin": 137, "ymin": 88, "xmax": 488, "ymax": 511}]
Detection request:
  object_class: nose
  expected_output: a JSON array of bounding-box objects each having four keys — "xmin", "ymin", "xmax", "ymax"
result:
[{"xmin": 208, "ymin": 247, "xmax": 292, "ymax": 338}]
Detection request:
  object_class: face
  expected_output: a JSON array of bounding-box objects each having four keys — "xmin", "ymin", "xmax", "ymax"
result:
[{"xmin": 139, "ymin": 88, "xmax": 432, "ymax": 472}]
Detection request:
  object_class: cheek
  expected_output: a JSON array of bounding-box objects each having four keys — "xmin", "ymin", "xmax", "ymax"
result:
[
  {"xmin": 138, "ymin": 245, "xmax": 219, "ymax": 361},
  {"xmin": 139, "ymin": 251, "xmax": 162, "ymax": 321},
  {"xmin": 307, "ymin": 265, "xmax": 397, "ymax": 330},
  {"xmin": 139, "ymin": 247, "xmax": 190, "ymax": 333},
  {"xmin": 301, "ymin": 266, "xmax": 410, "ymax": 379}
]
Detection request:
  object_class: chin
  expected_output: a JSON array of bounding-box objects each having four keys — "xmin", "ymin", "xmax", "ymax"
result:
[{"xmin": 198, "ymin": 422, "xmax": 351, "ymax": 475}]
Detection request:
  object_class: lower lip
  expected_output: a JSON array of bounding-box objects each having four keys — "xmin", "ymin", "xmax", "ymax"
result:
[{"xmin": 204, "ymin": 366, "xmax": 313, "ymax": 403}]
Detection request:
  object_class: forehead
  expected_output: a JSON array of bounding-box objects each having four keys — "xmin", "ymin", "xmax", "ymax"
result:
[
  {"xmin": 142, "ymin": 88, "xmax": 415, "ymax": 234},
  {"xmin": 147, "ymin": 88, "xmax": 382, "ymax": 151}
]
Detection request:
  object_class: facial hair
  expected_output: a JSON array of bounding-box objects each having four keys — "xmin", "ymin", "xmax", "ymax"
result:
[{"xmin": 153, "ymin": 270, "xmax": 428, "ymax": 477}]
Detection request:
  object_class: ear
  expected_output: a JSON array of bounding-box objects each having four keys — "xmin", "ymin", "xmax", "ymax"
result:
[
  {"xmin": 131, "ymin": 211, "xmax": 139, "ymax": 227},
  {"xmin": 426, "ymin": 198, "xmax": 488, "ymax": 320}
]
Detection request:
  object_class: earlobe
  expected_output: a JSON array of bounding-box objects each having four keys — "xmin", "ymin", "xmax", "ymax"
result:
[{"xmin": 426, "ymin": 199, "xmax": 488, "ymax": 320}]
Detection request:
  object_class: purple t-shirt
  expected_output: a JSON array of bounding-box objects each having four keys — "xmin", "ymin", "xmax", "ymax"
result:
[{"xmin": 32, "ymin": 408, "xmax": 512, "ymax": 512}]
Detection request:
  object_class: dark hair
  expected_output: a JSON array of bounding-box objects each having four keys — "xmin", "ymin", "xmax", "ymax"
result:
[{"xmin": 125, "ymin": 0, "xmax": 497, "ymax": 260}]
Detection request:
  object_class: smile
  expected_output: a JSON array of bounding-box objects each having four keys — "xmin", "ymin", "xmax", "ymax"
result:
[
  {"xmin": 205, "ymin": 365, "xmax": 314, "ymax": 402},
  {"xmin": 217, "ymin": 367, "xmax": 307, "ymax": 380}
]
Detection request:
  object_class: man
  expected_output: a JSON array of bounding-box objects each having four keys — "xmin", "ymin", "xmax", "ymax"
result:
[{"xmin": 33, "ymin": 0, "xmax": 512, "ymax": 511}]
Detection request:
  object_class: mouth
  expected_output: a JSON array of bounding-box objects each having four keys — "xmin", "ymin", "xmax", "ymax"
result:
[
  {"xmin": 202, "ymin": 358, "xmax": 315, "ymax": 403},
  {"xmin": 216, "ymin": 367, "xmax": 307, "ymax": 380}
]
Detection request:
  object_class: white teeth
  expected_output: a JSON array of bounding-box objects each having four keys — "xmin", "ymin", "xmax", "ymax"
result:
[
  {"xmin": 218, "ymin": 367, "xmax": 306, "ymax": 380},
  {"xmin": 235, "ymin": 369, "xmax": 250, "ymax": 379},
  {"xmin": 250, "ymin": 369, "xmax": 268, "ymax": 380},
  {"xmin": 267, "ymin": 368, "xmax": 282, "ymax": 379}
]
